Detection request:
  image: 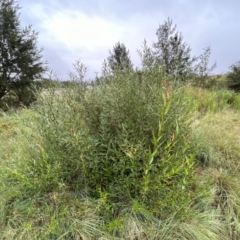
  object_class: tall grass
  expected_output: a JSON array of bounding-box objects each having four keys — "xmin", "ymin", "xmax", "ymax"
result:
[
  {"xmin": 190, "ymin": 87, "xmax": 240, "ymax": 239},
  {"xmin": 187, "ymin": 87, "xmax": 240, "ymax": 114},
  {"xmin": 192, "ymin": 110, "xmax": 240, "ymax": 170}
]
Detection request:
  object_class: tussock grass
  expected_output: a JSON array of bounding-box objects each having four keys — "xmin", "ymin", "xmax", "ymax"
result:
[
  {"xmin": 0, "ymin": 191, "xmax": 108, "ymax": 239},
  {"xmin": 193, "ymin": 110, "xmax": 240, "ymax": 170},
  {"xmin": 190, "ymin": 88, "xmax": 240, "ymax": 239},
  {"xmin": 0, "ymin": 109, "xmax": 40, "ymax": 175},
  {"xmin": 195, "ymin": 168, "xmax": 240, "ymax": 240}
]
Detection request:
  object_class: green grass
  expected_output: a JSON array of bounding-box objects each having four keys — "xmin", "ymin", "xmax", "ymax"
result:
[
  {"xmin": 192, "ymin": 110, "xmax": 240, "ymax": 169},
  {"xmin": 1, "ymin": 74, "xmax": 240, "ymax": 239},
  {"xmin": 187, "ymin": 87, "xmax": 240, "ymax": 114}
]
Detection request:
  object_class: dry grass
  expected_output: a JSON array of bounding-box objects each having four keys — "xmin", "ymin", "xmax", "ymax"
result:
[{"xmin": 193, "ymin": 109, "xmax": 240, "ymax": 170}]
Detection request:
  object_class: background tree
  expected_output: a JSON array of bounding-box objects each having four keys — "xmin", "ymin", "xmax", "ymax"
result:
[
  {"xmin": 138, "ymin": 39, "xmax": 156, "ymax": 71},
  {"xmin": 153, "ymin": 18, "xmax": 196, "ymax": 80},
  {"xmin": 227, "ymin": 61, "xmax": 240, "ymax": 90},
  {"xmin": 192, "ymin": 47, "xmax": 217, "ymax": 87},
  {"xmin": 0, "ymin": 0, "xmax": 46, "ymax": 106},
  {"xmin": 107, "ymin": 42, "xmax": 133, "ymax": 72}
]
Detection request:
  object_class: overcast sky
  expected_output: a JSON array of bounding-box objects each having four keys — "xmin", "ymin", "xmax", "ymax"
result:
[{"xmin": 17, "ymin": 0, "xmax": 240, "ymax": 80}]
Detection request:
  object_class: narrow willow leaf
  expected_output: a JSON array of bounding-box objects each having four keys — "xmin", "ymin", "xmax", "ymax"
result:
[{"xmin": 164, "ymin": 98, "xmax": 172, "ymax": 116}]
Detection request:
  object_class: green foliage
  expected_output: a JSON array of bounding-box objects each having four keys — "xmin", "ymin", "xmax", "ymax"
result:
[
  {"xmin": 153, "ymin": 18, "xmax": 195, "ymax": 80},
  {"xmin": 227, "ymin": 61, "xmax": 240, "ymax": 91},
  {"xmin": 192, "ymin": 47, "xmax": 217, "ymax": 87},
  {"xmin": 2, "ymin": 56, "xmax": 240, "ymax": 239},
  {"xmin": 187, "ymin": 87, "xmax": 240, "ymax": 114},
  {"xmin": 0, "ymin": 109, "xmax": 110, "ymax": 239},
  {"xmin": 0, "ymin": 0, "xmax": 46, "ymax": 107},
  {"xmin": 2, "ymin": 74, "xmax": 240, "ymax": 238},
  {"xmin": 0, "ymin": 57, "xmax": 197, "ymax": 219},
  {"xmin": 137, "ymin": 39, "xmax": 158, "ymax": 72},
  {"xmin": 27, "ymin": 64, "xmax": 196, "ymax": 221},
  {"xmin": 152, "ymin": 18, "xmax": 216, "ymax": 86},
  {"xmin": 107, "ymin": 41, "xmax": 133, "ymax": 73}
]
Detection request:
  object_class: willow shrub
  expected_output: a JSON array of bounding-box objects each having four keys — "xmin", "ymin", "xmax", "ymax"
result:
[
  {"xmin": 80, "ymin": 69, "xmax": 197, "ymax": 217},
  {"xmin": 25, "ymin": 67, "xmax": 197, "ymax": 219}
]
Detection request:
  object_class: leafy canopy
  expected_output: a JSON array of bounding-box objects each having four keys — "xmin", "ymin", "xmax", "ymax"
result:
[
  {"xmin": 153, "ymin": 18, "xmax": 195, "ymax": 80},
  {"xmin": 107, "ymin": 41, "xmax": 133, "ymax": 73},
  {"xmin": 227, "ymin": 61, "xmax": 240, "ymax": 87},
  {"xmin": 0, "ymin": 0, "xmax": 46, "ymax": 106}
]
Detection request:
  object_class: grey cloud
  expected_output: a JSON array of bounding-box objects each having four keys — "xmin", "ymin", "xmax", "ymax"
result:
[{"xmin": 16, "ymin": 0, "xmax": 240, "ymax": 79}]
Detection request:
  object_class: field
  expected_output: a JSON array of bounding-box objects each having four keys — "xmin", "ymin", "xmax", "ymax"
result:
[{"xmin": 1, "ymin": 72, "xmax": 240, "ymax": 239}]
